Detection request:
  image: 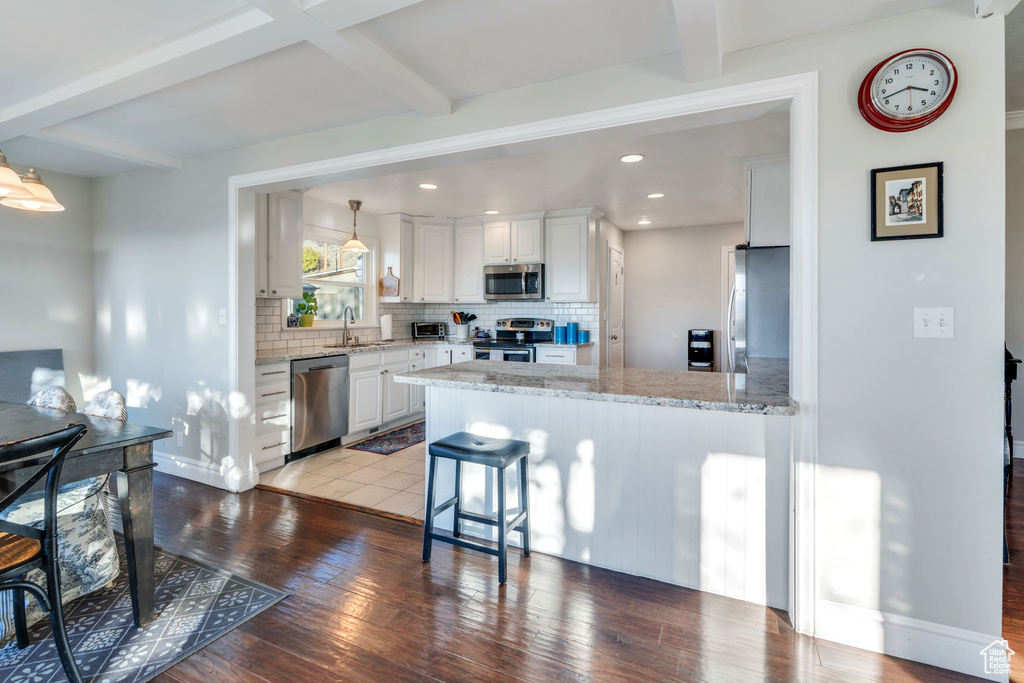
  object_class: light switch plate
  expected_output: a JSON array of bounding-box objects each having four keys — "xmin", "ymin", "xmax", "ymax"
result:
[{"xmin": 914, "ymin": 307, "xmax": 954, "ymax": 338}]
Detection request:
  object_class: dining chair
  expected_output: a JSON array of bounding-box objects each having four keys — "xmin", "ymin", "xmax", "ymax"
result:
[
  {"xmin": 0, "ymin": 424, "xmax": 89, "ymax": 682},
  {"xmin": 81, "ymin": 389, "xmax": 127, "ymax": 423},
  {"xmin": 26, "ymin": 387, "xmax": 77, "ymax": 413}
]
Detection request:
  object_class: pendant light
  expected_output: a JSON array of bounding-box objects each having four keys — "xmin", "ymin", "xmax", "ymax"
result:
[
  {"xmin": 0, "ymin": 150, "xmax": 32, "ymax": 200},
  {"xmin": 0, "ymin": 168, "xmax": 64, "ymax": 212},
  {"xmin": 342, "ymin": 199, "xmax": 369, "ymax": 252}
]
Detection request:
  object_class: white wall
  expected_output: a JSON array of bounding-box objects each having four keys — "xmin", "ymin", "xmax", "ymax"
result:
[
  {"xmin": 623, "ymin": 223, "xmax": 743, "ymax": 370},
  {"xmin": 1007, "ymin": 129, "xmax": 1024, "ymax": 445},
  {"xmin": 0, "ymin": 169, "xmax": 95, "ymax": 403},
  {"xmin": 91, "ymin": 4, "xmax": 1005, "ymax": 676}
]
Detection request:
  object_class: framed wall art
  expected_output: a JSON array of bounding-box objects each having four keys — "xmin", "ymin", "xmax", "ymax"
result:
[{"xmin": 871, "ymin": 161, "xmax": 943, "ymax": 241}]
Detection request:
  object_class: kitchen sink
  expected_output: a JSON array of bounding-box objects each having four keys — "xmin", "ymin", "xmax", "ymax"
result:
[{"xmin": 325, "ymin": 341, "xmax": 395, "ymax": 349}]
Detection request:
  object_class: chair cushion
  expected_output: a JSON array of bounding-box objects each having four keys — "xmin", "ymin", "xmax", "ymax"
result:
[
  {"xmin": 26, "ymin": 386, "xmax": 76, "ymax": 413},
  {"xmin": 0, "ymin": 476, "xmax": 109, "ymax": 528},
  {"xmin": 0, "ymin": 532, "xmax": 40, "ymax": 572},
  {"xmin": 429, "ymin": 432, "xmax": 529, "ymax": 468}
]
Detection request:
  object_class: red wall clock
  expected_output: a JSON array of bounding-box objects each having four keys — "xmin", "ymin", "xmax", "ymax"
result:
[{"xmin": 858, "ymin": 48, "xmax": 958, "ymax": 132}]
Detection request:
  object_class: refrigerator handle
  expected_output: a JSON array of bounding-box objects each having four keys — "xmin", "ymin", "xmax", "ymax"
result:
[{"xmin": 726, "ymin": 282, "xmax": 737, "ymax": 373}]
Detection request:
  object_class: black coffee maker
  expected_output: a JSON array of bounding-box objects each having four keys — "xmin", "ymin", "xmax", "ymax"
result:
[{"xmin": 688, "ymin": 330, "xmax": 715, "ymax": 372}]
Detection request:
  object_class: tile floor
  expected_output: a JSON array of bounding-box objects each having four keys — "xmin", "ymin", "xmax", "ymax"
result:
[{"xmin": 259, "ymin": 438, "xmax": 426, "ymax": 520}]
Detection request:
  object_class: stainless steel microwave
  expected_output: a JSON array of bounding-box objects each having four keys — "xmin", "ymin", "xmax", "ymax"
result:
[{"xmin": 484, "ymin": 263, "xmax": 544, "ymax": 301}]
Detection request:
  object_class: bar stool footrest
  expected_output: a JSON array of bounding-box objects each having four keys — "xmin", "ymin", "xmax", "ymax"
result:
[
  {"xmin": 428, "ymin": 495, "xmax": 458, "ymax": 518},
  {"xmin": 430, "ymin": 532, "xmax": 500, "ymax": 557},
  {"xmin": 457, "ymin": 509, "xmax": 528, "ymax": 534}
]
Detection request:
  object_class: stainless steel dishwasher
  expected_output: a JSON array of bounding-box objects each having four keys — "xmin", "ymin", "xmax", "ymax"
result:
[{"xmin": 291, "ymin": 355, "xmax": 349, "ymax": 454}]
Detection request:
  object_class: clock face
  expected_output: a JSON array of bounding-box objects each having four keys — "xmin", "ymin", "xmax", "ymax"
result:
[{"xmin": 858, "ymin": 49, "xmax": 957, "ymax": 132}]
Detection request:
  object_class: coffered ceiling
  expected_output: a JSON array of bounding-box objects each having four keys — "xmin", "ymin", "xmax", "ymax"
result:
[{"xmin": 0, "ymin": 0, "xmax": 987, "ymax": 178}]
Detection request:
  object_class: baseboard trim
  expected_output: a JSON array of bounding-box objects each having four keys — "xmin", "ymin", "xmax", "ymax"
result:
[
  {"xmin": 153, "ymin": 451, "xmax": 256, "ymax": 493},
  {"xmin": 816, "ymin": 599, "xmax": 1007, "ymax": 682}
]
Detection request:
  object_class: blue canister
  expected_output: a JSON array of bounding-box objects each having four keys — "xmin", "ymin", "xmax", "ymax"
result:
[
  {"xmin": 567, "ymin": 322, "xmax": 579, "ymax": 344},
  {"xmin": 554, "ymin": 326, "xmax": 567, "ymax": 344},
  {"xmin": 579, "ymin": 330, "xmax": 590, "ymax": 344}
]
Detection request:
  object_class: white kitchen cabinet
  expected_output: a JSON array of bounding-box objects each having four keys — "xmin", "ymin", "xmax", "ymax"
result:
[
  {"xmin": 256, "ymin": 191, "xmax": 303, "ymax": 299},
  {"xmin": 436, "ymin": 344, "xmax": 472, "ymax": 365},
  {"xmin": 413, "ymin": 218, "xmax": 453, "ymax": 303},
  {"xmin": 409, "ymin": 351, "xmax": 425, "ymax": 412},
  {"xmin": 536, "ymin": 345, "xmax": 593, "ymax": 366},
  {"xmin": 483, "ymin": 213, "xmax": 544, "ymax": 265},
  {"xmin": 544, "ymin": 208, "xmax": 601, "ymax": 303},
  {"xmin": 254, "ymin": 362, "xmax": 291, "ymax": 467},
  {"xmin": 378, "ymin": 213, "xmax": 414, "ymax": 303},
  {"xmin": 382, "ymin": 359, "xmax": 411, "ymax": 422},
  {"xmin": 452, "ymin": 219, "xmax": 485, "ymax": 304},
  {"xmin": 349, "ymin": 367, "xmax": 384, "ymax": 433},
  {"xmin": 423, "ymin": 347, "xmax": 438, "ymax": 369},
  {"xmin": 745, "ymin": 155, "xmax": 790, "ymax": 247}
]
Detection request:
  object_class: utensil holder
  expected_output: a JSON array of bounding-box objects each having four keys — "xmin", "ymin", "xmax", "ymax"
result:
[{"xmin": 455, "ymin": 324, "xmax": 470, "ymax": 340}]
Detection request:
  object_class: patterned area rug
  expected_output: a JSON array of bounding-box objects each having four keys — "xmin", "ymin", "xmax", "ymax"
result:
[
  {"xmin": 0, "ymin": 541, "xmax": 284, "ymax": 682},
  {"xmin": 349, "ymin": 421, "xmax": 425, "ymax": 455}
]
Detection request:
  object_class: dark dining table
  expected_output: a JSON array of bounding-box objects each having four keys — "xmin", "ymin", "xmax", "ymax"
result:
[{"xmin": 0, "ymin": 400, "xmax": 172, "ymax": 627}]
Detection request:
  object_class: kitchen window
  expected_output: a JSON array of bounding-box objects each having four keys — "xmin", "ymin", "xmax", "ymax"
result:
[{"xmin": 287, "ymin": 225, "xmax": 377, "ymax": 327}]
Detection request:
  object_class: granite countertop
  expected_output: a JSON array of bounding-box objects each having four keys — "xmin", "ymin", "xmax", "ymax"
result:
[
  {"xmin": 256, "ymin": 339, "xmax": 594, "ymax": 365},
  {"xmin": 394, "ymin": 357, "xmax": 795, "ymax": 416}
]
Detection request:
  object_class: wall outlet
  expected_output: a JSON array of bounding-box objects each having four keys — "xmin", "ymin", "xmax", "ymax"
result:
[
  {"xmin": 176, "ymin": 431, "xmax": 184, "ymax": 447},
  {"xmin": 913, "ymin": 307, "xmax": 954, "ymax": 339}
]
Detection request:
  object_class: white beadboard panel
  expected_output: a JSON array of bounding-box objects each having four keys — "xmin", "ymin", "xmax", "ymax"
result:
[{"xmin": 425, "ymin": 386, "xmax": 790, "ymax": 606}]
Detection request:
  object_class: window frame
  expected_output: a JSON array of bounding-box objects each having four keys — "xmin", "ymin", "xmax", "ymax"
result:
[{"xmin": 282, "ymin": 223, "xmax": 378, "ymax": 330}]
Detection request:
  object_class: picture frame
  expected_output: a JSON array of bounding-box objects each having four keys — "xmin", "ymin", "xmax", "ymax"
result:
[{"xmin": 871, "ymin": 161, "xmax": 943, "ymax": 241}]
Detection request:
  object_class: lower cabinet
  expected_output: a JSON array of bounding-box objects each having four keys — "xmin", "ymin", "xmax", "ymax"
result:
[
  {"xmin": 255, "ymin": 362, "xmax": 291, "ymax": 466},
  {"xmin": 535, "ymin": 345, "xmax": 593, "ymax": 366},
  {"xmin": 437, "ymin": 344, "xmax": 473, "ymax": 364},
  {"xmin": 348, "ymin": 349, "xmax": 424, "ymax": 435}
]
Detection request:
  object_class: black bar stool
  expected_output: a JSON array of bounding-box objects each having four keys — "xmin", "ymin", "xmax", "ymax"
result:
[{"xmin": 422, "ymin": 431, "xmax": 531, "ymax": 584}]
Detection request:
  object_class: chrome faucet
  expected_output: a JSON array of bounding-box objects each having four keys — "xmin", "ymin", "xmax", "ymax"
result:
[{"xmin": 342, "ymin": 306, "xmax": 355, "ymax": 346}]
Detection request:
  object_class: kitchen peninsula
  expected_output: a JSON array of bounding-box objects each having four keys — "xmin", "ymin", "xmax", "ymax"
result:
[{"xmin": 396, "ymin": 359, "xmax": 794, "ymax": 607}]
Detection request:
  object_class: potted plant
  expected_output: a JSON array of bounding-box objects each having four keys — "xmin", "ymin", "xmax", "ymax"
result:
[{"xmin": 295, "ymin": 292, "xmax": 318, "ymax": 327}]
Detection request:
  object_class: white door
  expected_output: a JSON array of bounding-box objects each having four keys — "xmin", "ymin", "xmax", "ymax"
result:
[
  {"xmin": 483, "ymin": 220, "xmax": 511, "ymax": 264},
  {"xmin": 607, "ymin": 245, "xmax": 625, "ymax": 368},
  {"xmin": 266, "ymin": 190, "xmax": 303, "ymax": 299},
  {"xmin": 382, "ymin": 361, "xmax": 410, "ymax": 422},
  {"xmin": 414, "ymin": 220, "xmax": 452, "ymax": 302},
  {"xmin": 349, "ymin": 368, "xmax": 383, "ymax": 432},
  {"xmin": 511, "ymin": 218, "xmax": 543, "ymax": 263},
  {"xmin": 545, "ymin": 213, "xmax": 589, "ymax": 302},
  {"xmin": 453, "ymin": 222, "xmax": 485, "ymax": 303}
]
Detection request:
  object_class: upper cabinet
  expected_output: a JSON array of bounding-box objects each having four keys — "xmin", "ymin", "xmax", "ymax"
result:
[
  {"xmin": 256, "ymin": 190, "xmax": 304, "ymax": 299},
  {"xmin": 453, "ymin": 218, "xmax": 485, "ymax": 304},
  {"xmin": 483, "ymin": 212, "xmax": 544, "ymax": 265},
  {"xmin": 378, "ymin": 213, "xmax": 414, "ymax": 303},
  {"xmin": 413, "ymin": 217, "xmax": 454, "ymax": 303},
  {"xmin": 544, "ymin": 208, "xmax": 601, "ymax": 303},
  {"xmin": 745, "ymin": 155, "xmax": 790, "ymax": 247}
]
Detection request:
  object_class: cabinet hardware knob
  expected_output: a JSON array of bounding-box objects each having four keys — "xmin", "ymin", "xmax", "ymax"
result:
[
  {"xmin": 546, "ymin": 297, "xmax": 551, "ymax": 300},
  {"xmin": 421, "ymin": 298, "xmax": 424, "ymax": 301},
  {"xmin": 260, "ymin": 289, "xmax": 266, "ymax": 294},
  {"xmin": 272, "ymin": 290, "xmax": 277, "ymax": 294},
  {"xmin": 455, "ymin": 298, "xmax": 459, "ymax": 302},
  {"xmin": 505, "ymin": 259, "xmax": 509, "ymax": 262},
  {"xmin": 514, "ymin": 258, "xmax": 517, "ymax": 262}
]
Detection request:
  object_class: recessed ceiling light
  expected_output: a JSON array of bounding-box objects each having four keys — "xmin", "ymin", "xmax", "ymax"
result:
[
  {"xmin": 619, "ymin": 154, "xmax": 644, "ymax": 163},
  {"xmin": 419, "ymin": 183, "xmax": 438, "ymax": 190},
  {"xmin": 638, "ymin": 219, "xmax": 652, "ymax": 225},
  {"xmin": 647, "ymin": 193, "xmax": 665, "ymax": 199},
  {"xmin": 484, "ymin": 210, "xmax": 500, "ymax": 214}
]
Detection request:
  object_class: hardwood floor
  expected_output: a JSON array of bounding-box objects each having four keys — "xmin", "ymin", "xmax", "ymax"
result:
[{"xmin": 132, "ymin": 472, "xmax": 989, "ymax": 682}]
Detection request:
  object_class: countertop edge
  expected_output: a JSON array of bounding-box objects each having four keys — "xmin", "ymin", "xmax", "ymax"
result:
[
  {"xmin": 256, "ymin": 339, "xmax": 595, "ymax": 365},
  {"xmin": 395, "ymin": 374, "xmax": 797, "ymax": 416}
]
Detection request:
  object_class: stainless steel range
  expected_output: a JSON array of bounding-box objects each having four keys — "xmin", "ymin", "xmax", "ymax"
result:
[{"xmin": 473, "ymin": 318, "xmax": 554, "ymax": 362}]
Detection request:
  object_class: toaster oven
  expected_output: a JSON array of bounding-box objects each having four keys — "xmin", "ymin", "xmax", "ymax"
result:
[{"xmin": 411, "ymin": 321, "xmax": 447, "ymax": 340}]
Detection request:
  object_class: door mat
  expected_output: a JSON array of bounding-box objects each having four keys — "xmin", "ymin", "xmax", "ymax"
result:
[
  {"xmin": 0, "ymin": 540, "xmax": 285, "ymax": 682},
  {"xmin": 348, "ymin": 421, "xmax": 425, "ymax": 455}
]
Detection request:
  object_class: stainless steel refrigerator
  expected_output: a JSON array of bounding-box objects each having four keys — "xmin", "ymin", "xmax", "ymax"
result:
[{"xmin": 727, "ymin": 246, "xmax": 790, "ymax": 373}]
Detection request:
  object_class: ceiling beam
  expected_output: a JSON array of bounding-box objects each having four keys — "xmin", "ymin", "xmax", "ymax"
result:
[
  {"xmin": 671, "ymin": 0, "xmax": 722, "ymax": 82},
  {"xmin": 0, "ymin": 8, "xmax": 301, "ymax": 143},
  {"xmin": 27, "ymin": 126, "xmax": 183, "ymax": 171},
  {"xmin": 245, "ymin": 0, "xmax": 452, "ymax": 117}
]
